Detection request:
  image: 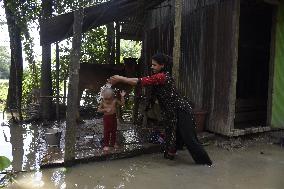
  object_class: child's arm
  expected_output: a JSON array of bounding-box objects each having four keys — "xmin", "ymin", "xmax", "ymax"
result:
[
  {"xmin": 97, "ymin": 102, "xmax": 104, "ymax": 113},
  {"xmin": 97, "ymin": 102, "xmax": 110, "ymax": 113},
  {"xmin": 117, "ymin": 90, "xmax": 126, "ymax": 106}
]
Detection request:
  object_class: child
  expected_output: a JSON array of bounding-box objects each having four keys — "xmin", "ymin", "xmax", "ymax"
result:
[{"xmin": 98, "ymin": 88, "xmax": 126, "ymax": 151}]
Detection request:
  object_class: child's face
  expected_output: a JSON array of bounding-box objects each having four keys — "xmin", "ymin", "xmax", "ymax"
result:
[{"xmin": 103, "ymin": 93, "xmax": 114, "ymax": 103}]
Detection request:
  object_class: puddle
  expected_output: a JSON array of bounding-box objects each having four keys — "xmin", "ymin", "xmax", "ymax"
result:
[
  {"xmin": 0, "ymin": 112, "xmax": 161, "ymax": 173},
  {"xmin": 3, "ymin": 144, "xmax": 284, "ymax": 189}
]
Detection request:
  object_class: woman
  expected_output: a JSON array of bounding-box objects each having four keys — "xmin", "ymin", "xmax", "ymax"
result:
[{"xmin": 109, "ymin": 53, "xmax": 212, "ymax": 165}]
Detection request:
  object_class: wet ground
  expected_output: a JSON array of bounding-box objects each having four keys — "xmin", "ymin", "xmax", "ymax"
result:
[
  {"xmin": 0, "ymin": 113, "xmax": 164, "ymax": 173},
  {"xmin": 1, "ymin": 112, "xmax": 284, "ymax": 188},
  {"xmin": 3, "ymin": 141, "xmax": 284, "ymax": 189}
]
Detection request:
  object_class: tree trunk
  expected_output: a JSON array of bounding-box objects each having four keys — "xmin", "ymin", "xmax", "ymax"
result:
[
  {"xmin": 4, "ymin": 0, "xmax": 23, "ymax": 121},
  {"xmin": 64, "ymin": 8, "xmax": 83, "ymax": 166},
  {"xmin": 40, "ymin": 0, "xmax": 53, "ymax": 121},
  {"xmin": 172, "ymin": 0, "xmax": 182, "ymax": 88}
]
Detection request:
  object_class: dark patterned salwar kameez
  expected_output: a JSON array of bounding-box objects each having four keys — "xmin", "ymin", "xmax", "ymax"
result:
[{"xmin": 138, "ymin": 72, "xmax": 212, "ymax": 165}]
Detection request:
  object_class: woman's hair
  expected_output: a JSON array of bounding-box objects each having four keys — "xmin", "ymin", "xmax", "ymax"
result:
[{"xmin": 152, "ymin": 53, "xmax": 173, "ymax": 73}]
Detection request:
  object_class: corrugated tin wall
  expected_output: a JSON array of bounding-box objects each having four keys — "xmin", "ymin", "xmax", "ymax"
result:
[
  {"xmin": 142, "ymin": 0, "xmax": 174, "ymax": 75},
  {"xmin": 179, "ymin": 0, "xmax": 239, "ymax": 134},
  {"xmin": 271, "ymin": 1, "xmax": 284, "ymax": 128},
  {"xmin": 142, "ymin": 0, "xmax": 240, "ymax": 135}
]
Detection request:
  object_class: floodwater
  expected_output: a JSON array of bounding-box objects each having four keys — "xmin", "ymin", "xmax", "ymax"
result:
[
  {"xmin": 4, "ymin": 143, "xmax": 284, "ymax": 189},
  {"xmin": 0, "ymin": 112, "xmax": 151, "ymax": 173},
  {"xmin": 1, "ymin": 112, "xmax": 284, "ymax": 189},
  {"xmin": 0, "ymin": 113, "xmax": 47, "ymax": 172}
]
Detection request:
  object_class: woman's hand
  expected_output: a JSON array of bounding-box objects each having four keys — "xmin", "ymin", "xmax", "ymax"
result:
[
  {"xmin": 108, "ymin": 75, "xmax": 138, "ymax": 86},
  {"xmin": 108, "ymin": 75, "xmax": 124, "ymax": 85}
]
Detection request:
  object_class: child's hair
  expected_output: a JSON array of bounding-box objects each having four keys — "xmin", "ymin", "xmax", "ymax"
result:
[{"xmin": 102, "ymin": 88, "xmax": 114, "ymax": 97}]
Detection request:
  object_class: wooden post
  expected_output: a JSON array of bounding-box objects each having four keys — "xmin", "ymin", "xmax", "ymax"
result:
[
  {"xmin": 64, "ymin": 8, "xmax": 83, "ymax": 166},
  {"xmin": 63, "ymin": 76, "xmax": 67, "ymax": 105},
  {"xmin": 40, "ymin": 0, "xmax": 53, "ymax": 121},
  {"xmin": 56, "ymin": 42, "xmax": 60, "ymax": 121},
  {"xmin": 107, "ymin": 22, "xmax": 115, "ymax": 64},
  {"xmin": 172, "ymin": 0, "xmax": 182, "ymax": 87},
  {"xmin": 115, "ymin": 21, "xmax": 121, "ymax": 64}
]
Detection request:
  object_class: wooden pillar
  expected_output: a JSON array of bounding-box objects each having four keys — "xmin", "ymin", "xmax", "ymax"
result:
[
  {"xmin": 63, "ymin": 76, "xmax": 67, "ymax": 105},
  {"xmin": 64, "ymin": 8, "xmax": 83, "ymax": 166},
  {"xmin": 172, "ymin": 0, "xmax": 182, "ymax": 88},
  {"xmin": 40, "ymin": 0, "xmax": 53, "ymax": 121},
  {"xmin": 115, "ymin": 21, "xmax": 121, "ymax": 64},
  {"xmin": 107, "ymin": 22, "xmax": 115, "ymax": 64},
  {"xmin": 55, "ymin": 42, "xmax": 60, "ymax": 121}
]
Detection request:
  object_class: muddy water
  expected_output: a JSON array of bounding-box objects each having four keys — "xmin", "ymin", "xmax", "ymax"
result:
[
  {"xmin": 5, "ymin": 143, "xmax": 284, "ymax": 189},
  {"xmin": 0, "ymin": 113, "xmax": 47, "ymax": 172}
]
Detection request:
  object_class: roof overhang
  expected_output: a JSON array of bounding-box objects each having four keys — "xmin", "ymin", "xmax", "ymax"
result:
[{"xmin": 40, "ymin": 0, "xmax": 165, "ymax": 45}]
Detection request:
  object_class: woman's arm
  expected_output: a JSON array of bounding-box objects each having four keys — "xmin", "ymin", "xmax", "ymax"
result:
[
  {"xmin": 109, "ymin": 75, "xmax": 138, "ymax": 86},
  {"xmin": 117, "ymin": 90, "xmax": 126, "ymax": 106},
  {"xmin": 109, "ymin": 73, "xmax": 166, "ymax": 87}
]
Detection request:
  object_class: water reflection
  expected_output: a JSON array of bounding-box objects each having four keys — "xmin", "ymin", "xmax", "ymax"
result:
[
  {"xmin": 51, "ymin": 168, "xmax": 66, "ymax": 188},
  {"xmin": 0, "ymin": 114, "xmax": 47, "ymax": 172},
  {"xmin": 1, "ymin": 111, "xmax": 156, "ymax": 174},
  {"xmin": 10, "ymin": 123, "xmax": 24, "ymax": 171},
  {"xmin": 5, "ymin": 160, "xmax": 145, "ymax": 188}
]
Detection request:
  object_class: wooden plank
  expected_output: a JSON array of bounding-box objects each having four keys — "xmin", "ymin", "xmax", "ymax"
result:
[
  {"xmin": 267, "ymin": 5, "xmax": 278, "ymax": 126},
  {"xmin": 271, "ymin": 1, "xmax": 284, "ymax": 128},
  {"xmin": 172, "ymin": 0, "xmax": 182, "ymax": 86}
]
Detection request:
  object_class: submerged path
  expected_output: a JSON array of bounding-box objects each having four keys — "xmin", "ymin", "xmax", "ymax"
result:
[
  {"xmin": 0, "ymin": 116, "xmax": 214, "ymax": 172},
  {"xmin": 4, "ymin": 142, "xmax": 284, "ymax": 189}
]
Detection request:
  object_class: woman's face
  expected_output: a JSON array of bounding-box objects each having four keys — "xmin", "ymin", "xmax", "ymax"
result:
[{"xmin": 151, "ymin": 60, "xmax": 164, "ymax": 73}]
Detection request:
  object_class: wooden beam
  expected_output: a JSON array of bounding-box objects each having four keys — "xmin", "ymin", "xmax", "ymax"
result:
[
  {"xmin": 115, "ymin": 21, "xmax": 121, "ymax": 64},
  {"xmin": 40, "ymin": 0, "xmax": 53, "ymax": 121},
  {"xmin": 267, "ymin": 4, "xmax": 279, "ymax": 126},
  {"xmin": 55, "ymin": 42, "xmax": 60, "ymax": 121},
  {"xmin": 64, "ymin": 8, "xmax": 84, "ymax": 166},
  {"xmin": 172, "ymin": 0, "xmax": 182, "ymax": 88}
]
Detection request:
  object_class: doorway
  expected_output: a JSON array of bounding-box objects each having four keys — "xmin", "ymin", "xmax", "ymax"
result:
[{"xmin": 235, "ymin": 1, "xmax": 273, "ymax": 129}]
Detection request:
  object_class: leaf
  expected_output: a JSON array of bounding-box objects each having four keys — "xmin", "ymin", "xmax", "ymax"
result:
[{"xmin": 0, "ymin": 156, "xmax": 12, "ymax": 172}]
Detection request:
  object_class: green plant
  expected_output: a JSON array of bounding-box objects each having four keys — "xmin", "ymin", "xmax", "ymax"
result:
[
  {"xmin": 0, "ymin": 80, "xmax": 9, "ymax": 111},
  {"xmin": 0, "ymin": 47, "xmax": 10, "ymax": 79},
  {"xmin": 0, "ymin": 156, "xmax": 11, "ymax": 172},
  {"xmin": 0, "ymin": 156, "xmax": 14, "ymax": 188},
  {"xmin": 22, "ymin": 61, "xmax": 41, "ymax": 107},
  {"xmin": 120, "ymin": 40, "xmax": 142, "ymax": 60}
]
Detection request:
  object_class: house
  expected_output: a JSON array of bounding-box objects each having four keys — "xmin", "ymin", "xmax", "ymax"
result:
[
  {"xmin": 40, "ymin": 0, "xmax": 284, "ymax": 136},
  {"xmin": 140, "ymin": 0, "xmax": 284, "ymax": 136}
]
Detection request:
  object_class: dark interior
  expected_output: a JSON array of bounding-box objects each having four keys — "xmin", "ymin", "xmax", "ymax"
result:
[{"xmin": 235, "ymin": 1, "xmax": 273, "ymax": 129}]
